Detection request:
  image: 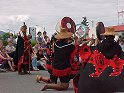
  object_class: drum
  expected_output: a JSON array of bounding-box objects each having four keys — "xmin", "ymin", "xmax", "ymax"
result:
[
  {"xmin": 61, "ymin": 17, "xmax": 76, "ymax": 34},
  {"xmin": 96, "ymin": 22, "xmax": 105, "ymax": 40}
]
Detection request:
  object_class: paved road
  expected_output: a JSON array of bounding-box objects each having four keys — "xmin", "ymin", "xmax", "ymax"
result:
[{"xmin": 0, "ymin": 70, "xmax": 74, "ymax": 93}]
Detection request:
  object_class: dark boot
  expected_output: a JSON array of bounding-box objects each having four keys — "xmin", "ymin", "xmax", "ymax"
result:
[
  {"xmin": 23, "ymin": 65, "xmax": 29, "ymax": 74},
  {"xmin": 18, "ymin": 65, "xmax": 24, "ymax": 75}
]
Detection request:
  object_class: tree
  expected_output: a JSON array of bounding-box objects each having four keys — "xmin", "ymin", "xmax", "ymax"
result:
[
  {"xmin": 121, "ymin": 33, "xmax": 124, "ymax": 39},
  {"xmin": 0, "ymin": 33, "xmax": 9, "ymax": 46},
  {"xmin": 0, "ymin": 33, "xmax": 17, "ymax": 46}
]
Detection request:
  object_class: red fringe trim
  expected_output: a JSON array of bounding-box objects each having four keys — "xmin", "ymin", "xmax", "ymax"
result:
[
  {"xmin": 71, "ymin": 70, "xmax": 78, "ymax": 75},
  {"xmin": 46, "ymin": 64, "xmax": 52, "ymax": 70},
  {"xmin": 79, "ymin": 45, "xmax": 91, "ymax": 62},
  {"xmin": 73, "ymin": 74, "xmax": 79, "ymax": 93},
  {"xmin": 18, "ymin": 54, "xmax": 29, "ymax": 72},
  {"xmin": 52, "ymin": 67, "xmax": 71, "ymax": 77},
  {"xmin": 18, "ymin": 55, "xmax": 24, "ymax": 72}
]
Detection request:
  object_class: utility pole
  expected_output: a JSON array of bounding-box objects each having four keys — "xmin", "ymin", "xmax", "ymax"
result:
[
  {"xmin": 117, "ymin": 0, "xmax": 119, "ymax": 25},
  {"xmin": 117, "ymin": 0, "xmax": 124, "ymax": 25},
  {"xmin": 43, "ymin": 27, "xmax": 46, "ymax": 31},
  {"xmin": 118, "ymin": 10, "xmax": 124, "ymax": 25},
  {"xmin": 90, "ymin": 20, "xmax": 94, "ymax": 28}
]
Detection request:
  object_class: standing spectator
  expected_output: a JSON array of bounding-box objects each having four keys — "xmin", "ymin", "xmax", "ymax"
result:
[
  {"xmin": 36, "ymin": 32, "xmax": 43, "ymax": 44},
  {"xmin": 43, "ymin": 31, "xmax": 50, "ymax": 45}
]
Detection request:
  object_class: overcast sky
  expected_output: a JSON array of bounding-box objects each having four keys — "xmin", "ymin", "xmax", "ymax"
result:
[{"xmin": 0, "ymin": 0, "xmax": 124, "ymax": 36}]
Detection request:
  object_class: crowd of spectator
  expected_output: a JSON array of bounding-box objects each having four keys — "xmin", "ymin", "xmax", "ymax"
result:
[{"xmin": 0, "ymin": 31, "xmax": 52, "ymax": 72}]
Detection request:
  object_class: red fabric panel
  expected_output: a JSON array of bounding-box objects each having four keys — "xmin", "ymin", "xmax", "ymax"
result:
[
  {"xmin": 71, "ymin": 70, "xmax": 78, "ymax": 75},
  {"xmin": 18, "ymin": 55, "xmax": 24, "ymax": 72},
  {"xmin": 79, "ymin": 44, "xmax": 91, "ymax": 62},
  {"xmin": 73, "ymin": 74, "xmax": 79, "ymax": 93},
  {"xmin": 70, "ymin": 44, "xmax": 81, "ymax": 76},
  {"xmin": 88, "ymin": 50, "xmax": 109, "ymax": 77},
  {"xmin": 46, "ymin": 64, "xmax": 52, "ymax": 70},
  {"xmin": 109, "ymin": 55, "xmax": 124, "ymax": 76},
  {"xmin": 46, "ymin": 48, "xmax": 50, "ymax": 55},
  {"xmin": 52, "ymin": 67, "xmax": 71, "ymax": 77}
]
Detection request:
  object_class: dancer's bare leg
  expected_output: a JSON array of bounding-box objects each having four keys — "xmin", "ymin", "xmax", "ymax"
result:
[{"xmin": 41, "ymin": 82, "xmax": 69, "ymax": 91}]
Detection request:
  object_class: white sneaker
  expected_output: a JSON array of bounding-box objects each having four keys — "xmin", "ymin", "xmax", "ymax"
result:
[{"xmin": 33, "ymin": 67, "xmax": 39, "ymax": 71}]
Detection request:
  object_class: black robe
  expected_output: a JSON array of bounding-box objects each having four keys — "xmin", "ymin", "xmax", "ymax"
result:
[
  {"xmin": 73, "ymin": 38, "xmax": 124, "ymax": 93},
  {"xmin": 15, "ymin": 36, "xmax": 24, "ymax": 66}
]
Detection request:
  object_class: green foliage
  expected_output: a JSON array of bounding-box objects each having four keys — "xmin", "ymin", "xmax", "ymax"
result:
[
  {"xmin": 81, "ymin": 17, "xmax": 89, "ymax": 27},
  {"xmin": 2, "ymin": 33, "xmax": 10, "ymax": 40},
  {"xmin": 13, "ymin": 35, "xmax": 17, "ymax": 39},
  {"xmin": 122, "ymin": 33, "xmax": 124, "ymax": 37},
  {"xmin": 0, "ymin": 33, "xmax": 10, "ymax": 46},
  {"xmin": 0, "ymin": 33, "xmax": 17, "ymax": 46},
  {"xmin": 31, "ymin": 40, "xmax": 36, "ymax": 47}
]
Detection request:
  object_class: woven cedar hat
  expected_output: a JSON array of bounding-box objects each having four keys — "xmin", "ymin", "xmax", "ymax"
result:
[
  {"xmin": 101, "ymin": 27, "xmax": 117, "ymax": 36},
  {"xmin": 55, "ymin": 22, "xmax": 73, "ymax": 39},
  {"xmin": 55, "ymin": 26, "xmax": 73, "ymax": 39}
]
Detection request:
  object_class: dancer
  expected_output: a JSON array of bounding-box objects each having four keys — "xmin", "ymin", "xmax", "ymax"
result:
[
  {"xmin": 16, "ymin": 22, "xmax": 32, "ymax": 75},
  {"xmin": 73, "ymin": 27, "xmax": 124, "ymax": 93},
  {"xmin": 41, "ymin": 26, "xmax": 75, "ymax": 91}
]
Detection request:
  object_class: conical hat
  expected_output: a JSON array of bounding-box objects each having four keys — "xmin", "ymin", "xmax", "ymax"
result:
[
  {"xmin": 101, "ymin": 27, "xmax": 117, "ymax": 36},
  {"xmin": 55, "ymin": 26, "xmax": 73, "ymax": 39}
]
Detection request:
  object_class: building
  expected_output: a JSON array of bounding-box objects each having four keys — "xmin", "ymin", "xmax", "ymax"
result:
[{"xmin": 111, "ymin": 25, "xmax": 124, "ymax": 35}]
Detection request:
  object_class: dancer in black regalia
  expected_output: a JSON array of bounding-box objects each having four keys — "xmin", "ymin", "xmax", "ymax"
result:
[
  {"xmin": 73, "ymin": 27, "xmax": 124, "ymax": 93},
  {"xmin": 41, "ymin": 25, "xmax": 75, "ymax": 91}
]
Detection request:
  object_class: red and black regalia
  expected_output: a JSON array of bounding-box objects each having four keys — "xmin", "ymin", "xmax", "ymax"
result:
[
  {"xmin": 52, "ymin": 39, "xmax": 75, "ymax": 83},
  {"xmin": 41, "ymin": 19, "xmax": 76, "ymax": 91},
  {"xmin": 73, "ymin": 28, "xmax": 124, "ymax": 93},
  {"xmin": 16, "ymin": 35, "xmax": 32, "ymax": 74},
  {"xmin": 15, "ymin": 35, "xmax": 24, "ymax": 67},
  {"xmin": 45, "ymin": 35, "xmax": 58, "ymax": 83},
  {"xmin": 70, "ymin": 44, "xmax": 82, "ymax": 79},
  {"xmin": 16, "ymin": 23, "xmax": 32, "ymax": 74}
]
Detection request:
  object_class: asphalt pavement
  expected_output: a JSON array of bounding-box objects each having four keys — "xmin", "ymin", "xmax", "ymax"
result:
[{"xmin": 0, "ymin": 70, "xmax": 74, "ymax": 93}]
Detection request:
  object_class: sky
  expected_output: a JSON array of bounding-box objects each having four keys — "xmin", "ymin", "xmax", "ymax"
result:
[{"xmin": 0, "ymin": 0, "xmax": 124, "ymax": 36}]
